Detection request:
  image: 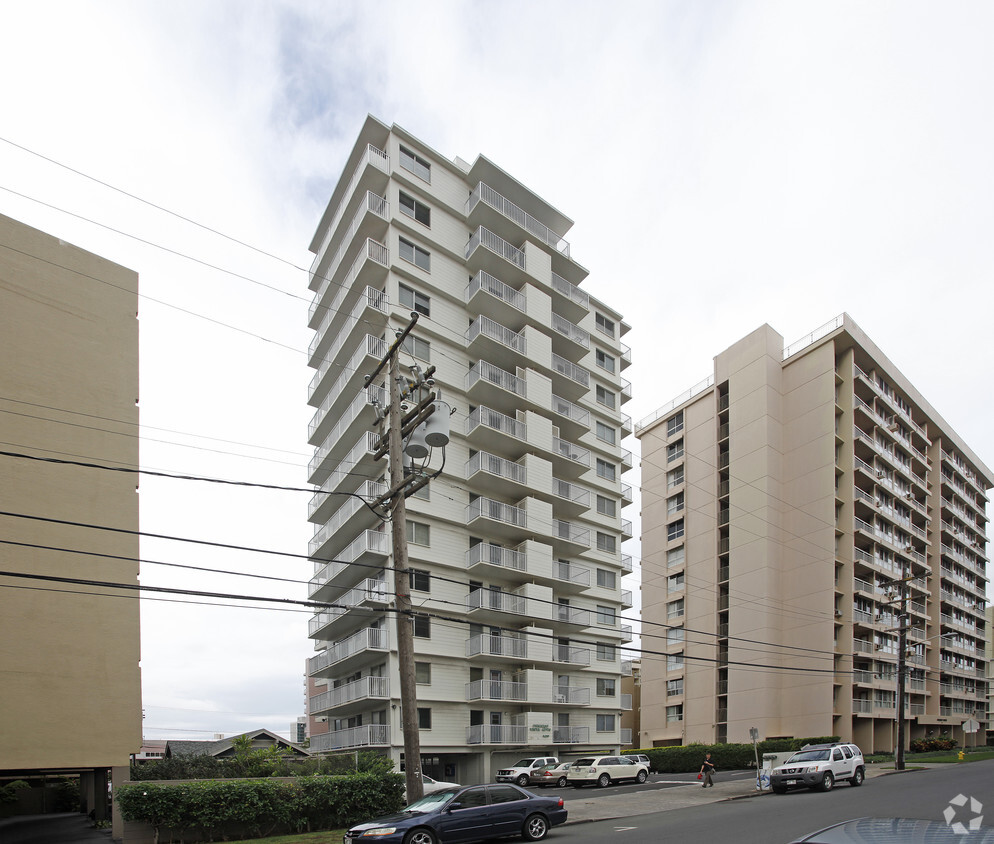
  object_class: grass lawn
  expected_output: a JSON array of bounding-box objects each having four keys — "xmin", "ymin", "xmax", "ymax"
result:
[
  {"xmin": 225, "ymin": 831, "xmax": 345, "ymax": 844},
  {"xmin": 867, "ymin": 749, "xmax": 994, "ymax": 765}
]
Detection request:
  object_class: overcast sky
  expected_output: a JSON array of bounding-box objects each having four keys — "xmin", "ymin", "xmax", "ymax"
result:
[{"xmin": 1, "ymin": 1, "xmax": 991, "ymax": 741}]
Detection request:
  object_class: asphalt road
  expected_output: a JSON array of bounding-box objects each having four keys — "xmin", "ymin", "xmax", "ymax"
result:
[{"xmin": 551, "ymin": 761, "xmax": 992, "ymax": 844}]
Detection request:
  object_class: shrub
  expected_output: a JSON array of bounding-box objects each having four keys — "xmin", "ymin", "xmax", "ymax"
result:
[
  {"xmin": 910, "ymin": 737, "xmax": 957, "ymax": 753},
  {"xmin": 623, "ymin": 736, "xmax": 841, "ymax": 773}
]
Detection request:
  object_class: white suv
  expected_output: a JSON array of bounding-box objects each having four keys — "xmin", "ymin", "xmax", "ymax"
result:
[
  {"xmin": 495, "ymin": 756, "xmax": 559, "ymax": 786},
  {"xmin": 567, "ymin": 755, "xmax": 649, "ymax": 788},
  {"xmin": 770, "ymin": 742, "xmax": 865, "ymax": 793}
]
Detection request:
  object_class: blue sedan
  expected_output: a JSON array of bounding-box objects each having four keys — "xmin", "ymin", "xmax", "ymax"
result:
[{"xmin": 344, "ymin": 783, "xmax": 568, "ymax": 844}]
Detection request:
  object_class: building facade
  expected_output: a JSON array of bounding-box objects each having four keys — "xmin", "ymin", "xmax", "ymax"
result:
[
  {"xmin": 304, "ymin": 118, "xmax": 635, "ymax": 783},
  {"xmin": 637, "ymin": 316, "xmax": 989, "ymax": 753},
  {"xmin": 0, "ymin": 214, "xmax": 141, "ymax": 822}
]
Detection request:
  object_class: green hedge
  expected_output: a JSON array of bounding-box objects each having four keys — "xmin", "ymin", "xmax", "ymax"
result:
[
  {"xmin": 116, "ymin": 773, "xmax": 405, "ymax": 842},
  {"xmin": 131, "ymin": 749, "xmax": 394, "ymax": 781},
  {"xmin": 623, "ymin": 737, "xmax": 839, "ymax": 773}
]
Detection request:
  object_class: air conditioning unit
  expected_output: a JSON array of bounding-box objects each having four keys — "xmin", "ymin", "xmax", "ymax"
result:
[
  {"xmin": 877, "ymin": 470, "xmax": 886, "ymax": 478},
  {"xmin": 875, "ymin": 499, "xmax": 882, "ymax": 506},
  {"xmin": 905, "ymin": 544, "xmax": 914, "ymax": 552},
  {"xmin": 834, "ymin": 609, "xmax": 843, "ymax": 618},
  {"xmin": 905, "ymin": 491, "xmax": 913, "ymax": 500},
  {"xmin": 554, "ymin": 694, "xmax": 567, "ymax": 704},
  {"xmin": 888, "ymin": 422, "xmax": 900, "ymax": 433}
]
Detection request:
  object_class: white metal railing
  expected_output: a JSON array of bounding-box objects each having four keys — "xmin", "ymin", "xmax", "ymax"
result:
[
  {"xmin": 465, "ymin": 405, "xmax": 527, "ymax": 441},
  {"xmin": 309, "ymin": 145, "xmax": 389, "ymax": 282},
  {"xmin": 782, "ymin": 314, "xmax": 845, "ymax": 360},
  {"xmin": 555, "ymin": 604, "xmax": 590, "ymax": 626},
  {"xmin": 465, "ymin": 360, "xmax": 526, "ymax": 397},
  {"xmin": 309, "ymin": 528, "xmax": 389, "ymax": 597},
  {"xmin": 621, "ymin": 555, "xmax": 633, "ymax": 573},
  {"xmin": 552, "ymin": 394, "xmax": 589, "ymax": 426},
  {"xmin": 551, "ymin": 272, "xmax": 589, "ymax": 309},
  {"xmin": 309, "ymin": 222, "xmax": 389, "ymax": 324},
  {"xmin": 619, "ymin": 728, "xmax": 632, "ymax": 745},
  {"xmin": 309, "ymin": 378, "xmax": 385, "ymax": 461},
  {"xmin": 465, "ymin": 269, "xmax": 526, "ymax": 312},
  {"xmin": 308, "ymin": 480, "xmax": 386, "ymax": 556},
  {"xmin": 552, "ymin": 313, "xmax": 590, "ymax": 349},
  {"xmin": 307, "ymin": 627, "xmax": 388, "ymax": 675},
  {"xmin": 466, "ymin": 226, "xmax": 525, "ymax": 269},
  {"xmin": 310, "ymin": 724, "xmax": 389, "ymax": 752},
  {"xmin": 466, "ymin": 182, "xmax": 571, "ymax": 257},
  {"xmin": 554, "ymin": 520, "xmax": 590, "ymax": 547},
  {"xmin": 467, "ymin": 724, "xmax": 526, "ymax": 745},
  {"xmin": 308, "ymin": 578, "xmax": 389, "ymax": 635},
  {"xmin": 554, "ymin": 645, "xmax": 591, "ymax": 665},
  {"xmin": 308, "ymin": 431, "xmax": 379, "ymax": 517},
  {"xmin": 466, "ymin": 588, "xmax": 527, "ymax": 615},
  {"xmin": 553, "ymin": 478, "xmax": 590, "ymax": 507},
  {"xmin": 636, "ymin": 375, "xmax": 715, "ymax": 435},
  {"xmin": 310, "ymin": 333, "xmax": 386, "ymax": 405},
  {"xmin": 555, "ymin": 686, "xmax": 590, "ymax": 705},
  {"xmin": 551, "ymin": 353, "xmax": 590, "ymax": 388},
  {"xmin": 553, "ymin": 437, "xmax": 591, "ymax": 467},
  {"xmin": 621, "ymin": 624, "xmax": 633, "ymax": 640},
  {"xmin": 554, "ymin": 726, "xmax": 590, "ymax": 744},
  {"xmin": 621, "ymin": 693, "xmax": 633, "ymax": 710},
  {"xmin": 466, "ymin": 315, "xmax": 527, "ymax": 354},
  {"xmin": 466, "ymin": 450, "xmax": 527, "ymax": 485},
  {"xmin": 621, "ymin": 589, "xmax": 633, "ymax": 605},
  {"xmin": 309, "ymin": 675, "xmax": 389, "ymax": 713},
  {"xmin": 621, "ymin": 660, "xmax": 634, "ymax": 676},
  {"xmin": 466, "ymin": 633, "xmax": 528, "ymax": 659},
  {"xmin": 466, "ymin": 679, "xmax": 527, "ymax": 701},
  {"xmin": 466, "ymin": 542, "xmax": 527, "ymax": 571},
  {"xmin": 556, "ymin": 560, "xmax": 590, "ymax": 587},
  {"xmin": 852, "ymin": 699, "xmax": 874, "ymax": 714},
  {"xmin": 309, "ymin": 284, "xmax": 388, "ymax": 361},
  {"xmin": 466, "ymin": 497, "xmax": 527, "ymax": 528}
]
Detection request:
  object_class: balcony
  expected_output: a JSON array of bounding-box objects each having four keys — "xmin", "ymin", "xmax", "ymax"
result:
[
  {"xmin": 465, "ymin": 361, "xmax": 527, "ymax": 411},
  {"xmin": 465, "ymin": 269, "xmax": 526, "ymax": 325},
  {"xmin": 466, "ymin": 542, "xmax": 527, "ymax": 578},
  {"xmin": 552, "ymin": 478, "xmax": 590, "ymax": 515},
  {"xmin": 554, "ymin": 604, "xmax": 591, "ymax": 628},
  {"xmin": 466, "ymin": 451, "xmax": 528, "ymax": 498},
  {"xmin": 619, "ymin": 728, "xmax": 633, "ymax": 745},
  {"xmin": 310, "ymin": 675, "xmax": 389, "ymax": 716},
  {"xmin": 309, "ymin": 528, "xmax": 390, "ymax": 601},
  {"xmin": 465, "ymin": 587, "xmax": 528, "ymax": 620},
  {"xmin": 553, "ymin": 726, "xmax": 590, "ymax": 744},
  {"xmin": 308, "ymin": 480, "xmax": 386, "ymax": 558},
  {"xmin": 554, "ymin": 686, "xmax": 591, "ymax": 705},
  {"xmin": 621, "ymin": 590, "xmax": 633, "ymax": 608},
  {"xmin": 466, "ymin": 497, "xmax": 528, "ymax": 539},
  {"xmin": 467, "ymin": 724, "xmax": 527, "ymax": 745},
  {"xmin": 621, "ymin": 693, "xmax": 633, "ymax": 711},
  {"xmin": 552, "ymin": 436, "xmax": 590, "ymax": 477},
  {"xmin": 551, "ymin": 353, "xmax": 590, "ymax": 399},
  {"xmin": 309, "ymin": 333, "xmax": 386, "ymax": 411},
  {"xmin": 308, "ymin": 385, "xmax": 386, "ymax": 481},
  {"xmin": 551, "ymin": 312, "xmax": 590, "ymax": 357},
  {"xmin": 555, "ymin": 560, "xmax": 591, "ymax": 591},
  {"xmin": 466, "ymin": 315, "xmax": 527, "ymax": 365},
  {"xmin": 308, "ymin": 431, "xmax": 380, "ymax": 523},
  {"xmin": 621, "ymin": 519, "xmax": 633, "ymax": 540},
  {"xmin": 466, "ymin": 633, "xmax": 529, "ymax": 660},
  {"xmin": 621, "ymin": 483, "xmax": 633, "ymax": 505},
  {"xmin": 307, "ymin": 627, "xmax": 389, "ymax": 677},
  {"xmin": 466, "ymin": 678, "xmax": 527, "ymax": 702},
  {"xmin": 308, "ymin": 578, "xmax": 389, "ymax": 638},
  {"xmin": 553, "ymin": 644, "xmax": 591, "ymax": 666},
  {"xmin": 309, "ymin": 724, "xmax": 389, "ymax": 752},
  {"xmin": 466, "ymin": 181, "xmax": 571, "ymax": 258},
  {"xmin": 309, "ymin": 232, "xmax": 389, "ymax": 328},
  {"xmin": 465, "ymin": 226, "xmax": 527, "ymax": 279},
  {"xmin": 465, "ymin": 406, "xmax": 527, "ymax": 454},
  {"xmin": 550, "ymin": 272, "xmax": 589, "ymax": 323},
  {"xmin": 551, "ymin": 394, "xmax": 590, "ymax": 439},
  {"xmin": 553, "ymin": 519, "xmax": 590, "ymax": 551},
  {"xmin": 621, "ymin": 555, "xmax": 633, "ymax": 573}
]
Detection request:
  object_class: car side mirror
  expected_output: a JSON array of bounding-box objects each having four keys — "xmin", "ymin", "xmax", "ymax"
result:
[{"xmin": 446, "ymin": 803, "xmax": 462, "ymax": 813}]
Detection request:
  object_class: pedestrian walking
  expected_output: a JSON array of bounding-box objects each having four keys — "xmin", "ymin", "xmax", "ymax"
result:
[{"xmin": 700, "ymin": 752, "xmax": 716, "ymax": 788}]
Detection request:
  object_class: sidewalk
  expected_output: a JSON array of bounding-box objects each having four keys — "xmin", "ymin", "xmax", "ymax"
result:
[{"xmin": 563, "ymin": 761, "xmax": 925, "ymax": 824}]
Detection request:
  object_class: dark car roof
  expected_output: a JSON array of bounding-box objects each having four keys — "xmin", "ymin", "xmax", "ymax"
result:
[{"xmin": 791, "ymin": 818, "xmax": 994, "ymax": 844}]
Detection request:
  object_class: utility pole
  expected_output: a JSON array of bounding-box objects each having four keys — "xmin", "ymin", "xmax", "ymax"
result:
[
  {"xmin": 895, "ymin": 597, "xmax": 908, "ymax": 771},
  {"xmin": 363, "ymin": 312, "xmax": 438, "ymax": 804}
]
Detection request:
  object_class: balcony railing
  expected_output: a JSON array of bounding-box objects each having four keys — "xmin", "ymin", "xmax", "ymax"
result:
[
  {"xmin": 310, "ymin": 724, "xmax": 389, "ymax": 752},
  {"xmin": 553, "ymin": 437, "xmax": 590, "ymax": 467},
  {"xmin": 467, "ymin": 315, "xmax": 527, "ymax": 355},
  {"xmin": 466, "ymin": 588, "xmax": 527, "ymax": 615},
  {"xmin": 466, "ymin": 360, "xmax": 526, "ymax": 397},
  {"xmin": 310, "ymin": 675, "xmax": 389, "ymax": 713},
  {"xmin": 553, "ymin": 726, "xmax": 590, "ymax": 744},
  {"xmin": 307, "ymin": 627, "xmax": 388, "ymax": 675},
  {"xmin": 552, "ymin": 313, "xmax": 589, "ymax": 349},
  {"xmin": 555, "ymin": 604, "xmax": 590, "ymax": 626},
  {"xmin": 466, "ymin": 451, "xmax": 527, "ymax": 486},
  {"xmin": 466, "ymin": 182, "xmax": 571, "ymax": 257},
  {"xmin": 308, "ymin": 579, "xmax": 389, "ymax": 635},
  {"xmin": 551, "ymin": 272, "xmax": 589, "ymax": 310},
  {"xmin": 466, "ymin": 634, "xmax": 528, "ymax": 659},
  {"xmin": 621, "ymin": 693, "xmax": 633, "ymax": 710},
  {"xmin": 466, "ymin": 497, "xmax": 527, "ymax": 528},
  {"xmin": 308, "ymin": 480, "xmax": 387, "ymax": 556},
  {"xmin": 556, "ymin": 560, "xmax": 590, "ymax": 587},
  {"xmin": 553, "ymin": 478, "xmax": 590, "ymax": 507},
  {"xmin": 466, "ymin": 226, "xmax": 525, "ymax": 269},
  {"xmin": 554, "ymin": 520, "xmax": 590, "ymax": 547},
  {"xmin": 551, "ymin": 353, "xmax": 590, "ymax": 388},
  {"xmin": 552, "ymin": 394, "xmax": 589, "ymax": 427},
  {"xmin": 465, "ymin": 405, "xmax": 527, "ymax": 441},
  {"xmin": 467, "ymin": 542, "xmax": 527, "ymax": 572},
  {"xmin": 465, "ymin": 269, "xmax": 526, "ymax": 313},
  {"xmin": 466, "ymin": 679, "xmax": 527, "ymax": 702},
  {"xmin": 467, "ymin": 724, "xmax": 526, "ymax": 745},
  {"xmin": 554, "ymin": 645, "xmax": 591, "ymax": 666},
  {"xmin": 554, "ymin": 686, "xmax": 590, "ymax": 705},
  {"xmin": 310, "ymin": 528, "xmax": 389, "ymax": 597},
  {"xmin": 619, "ymin": 728, "xmax": 633, "ymax": 745}
]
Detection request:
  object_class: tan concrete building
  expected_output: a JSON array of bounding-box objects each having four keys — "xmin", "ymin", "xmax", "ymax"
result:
[
  {"xmin": 0, "ymin": 214, "xmax": 141, "ymax": 820},
  {"xmin": 637, "ymin": 315, "xmax": 989, "ymax": 753}
]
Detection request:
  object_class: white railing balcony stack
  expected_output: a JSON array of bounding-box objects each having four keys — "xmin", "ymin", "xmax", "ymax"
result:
[
  {"xmin": 465, "ymin": 269, "xmax": 526, "ymax": 312},
  {"xmin": 308, "ymin": 480, "xmax": 386, "ymax": 556},
  {"xmin": 553, "ymin": 437, "xmax": 590, "ymax": 467},
  {"xmin": 554, "ymin": 686, "xmax": 590, "ymax": 705},
  {"xmin": 466, "ymin": 182, "xmax": 571, "ymax": 257},
  {"xmin": 465, "ymin": 679, "xmax": 527, "ymax": 702},
  {"xmin": 466, "ymin": 451, "xmax": 527, "ymax": 486},
  {"xmin": 551, "ymin": 353, "xmax": 590, "ymax": 388},
  {"xmin": 553, "ymin": 726, "xmax": 590, "ymax": 744},
  {"xmin": 307, "ymin": 627, "xmax": 388, "ymax": 674},
  {"xmin": 466, "ymin": 633, "xmax": 528, "ymax": 659},
  {"xmin": 551, "ymin": 272, "xmax": 589, "ymax": 309},
  {"xmin": 554, "ymin": 644, "xmax": 591, "ymax": 666},
  {"xmin": 466, "ymin": 315, "xmax": 527, "ymax": 355},
  {"xmin": 309, "ymin": 528, "xmax": 389, "ymax": 597},
  {"xmin": 466, "ymin": 226, "xmax": 526, "ymax": 270},
  {"xmin": 310, "ymin": 724, "xmax": 389, "ymax": 752},
  {"xmin": 309, "ymin": 219, "xmax": 388, "ymax": 324},
  {"xmin": 309, "ymin": 284, "xmax": 388, "ymax": 361},
  {"xmin": 465, "ymin": 406, "xmax": 527, "ymax": 441},
  {"xmin": 467, "ymin": 724, "xmax": 527, "ymax": 745},
  {"xmin": 467, "ymin": 541, "xmax": 527, "ymax": 571},
  {"xmin": 309, "ymin": 675, "xmax": 389, "ymax": 713},
  {"xmin": 552, "ymin": 313, "xmax": 589, "ymax": 349},
  {"xmin": 466, "ymin": 497, "xmax": 527, "ymax": 528},
  {"xmin": 466, "ymin": 588, "xmax": 527, "ymax": 615},
  {"xmin": 465, "ymin": 360, "xmax": 526, "ymax": 397}
]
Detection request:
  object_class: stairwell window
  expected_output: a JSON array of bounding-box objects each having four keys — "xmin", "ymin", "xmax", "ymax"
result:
[
  {"xmin": 667, "ymin": 439, "xmax": 684, "ymax": 463},
  {"xmin": 399, "ymin": 237, "xmax": 430, "ymax": 272},
  {"xmin": 667, "ymin": 519, "xmax": 685, "ymax": 542},
  {"xmin": 417, "ymin": 707, "xmax": 432, "ymax": 729},
  {"xmin": 399, "ymin": 282, "xmax": 430, "ymax": 316},
  {"xmin": 667, "ymin": 678, "xmax": 683, "ymax": 697},
  {"xmin": 666, "ymin": 546, "xmax": 685, "ymax": 567},
  {"xmin": 667, "ymin": 466, "xmax": 684, "ymax": 489},
  {"xmin": 667, "ymin": 492, "xmax": 684, "ymax": 516},
  {"xmin": 667, "ymin": 599, "xmax": 685, "ymax": 620},
  {"xmin": 399, "ymin": 191, "xmax": 431, "ymax": 226},
  {"xmin": 666, "ymin": 411, "xmax": 684, "ymax": 437},
  {"xmin": 399, "ymin": 145, "xmax": 431, "ymax": 182}
]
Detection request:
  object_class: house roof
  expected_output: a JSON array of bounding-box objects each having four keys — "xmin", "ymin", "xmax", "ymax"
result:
[{"xmin": 165, "ymin": 729, "xmax": 309, "ymax": 758}]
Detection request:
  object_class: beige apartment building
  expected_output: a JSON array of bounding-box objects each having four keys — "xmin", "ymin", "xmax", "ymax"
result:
[
  {"xmin": 304, "ymin": 117, "xmax": 635, "ymax": 783},
  {"xmin": 0, "ymin": 214, "xmax": 141, "ymax": 821},
  {"xmin": 637, "ymin": 315, "xmax": 989, "ymax": 753}
]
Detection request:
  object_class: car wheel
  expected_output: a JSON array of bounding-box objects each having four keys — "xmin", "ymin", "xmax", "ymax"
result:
[
  {"xmin": 848, "ymin": 768, "xmax": 864, "ymax": 787},
  {"xmin": 556, "ymin": 776, "xmax": 567, "ymax": 788},
  {"xmin": 515, "ymin": 774, "xmax": 530, "ymax": 787},
  {"xmin": 636, "ymin": 770, "xmax": 648, "ymax": 784},
  {"xmin": 818, "ymin": 772, "xmax": 834, "ymax": 792},
  {"xmin": 597, "ymin": 773, "xmax": 611, "ymax": 788},
  {"xmin": 772, "ymin": 786, "xmax": 787, "ymax": 795},
  {"xmin": 404, "ymin": 828, "xmax": 437, "ymax": 844},
  {"xmin": 522, "ymin": 813, "xmax": 549, "ymax": 841}
]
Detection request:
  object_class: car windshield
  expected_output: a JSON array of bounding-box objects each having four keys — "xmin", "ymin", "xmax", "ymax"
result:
[
  {"xmin": 512, "ymin": 759, "xmax": 536, "ymax": 767},
  {"xmin": 573, "ymin": 758, "xmax": 595, "ymax": 766},
  {"xmin": 788, "ymin": 750, "xmax": 830, "ymax": 763},
  {"xmin": 405, "ymin": 789, "xmax": 459, "ymax": 812}
]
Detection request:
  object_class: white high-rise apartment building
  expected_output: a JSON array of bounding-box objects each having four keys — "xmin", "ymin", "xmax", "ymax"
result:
[
  {"xmin": 637, "ymin": 316, "xmax": 989, "ymax": 752},
  {"xmin": 304, "ymin": 117, "xmax": 634, "ymax": 783}
]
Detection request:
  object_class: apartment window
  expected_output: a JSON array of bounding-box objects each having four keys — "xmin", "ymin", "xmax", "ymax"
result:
[
  {"xmin": 667, "ymin": 572, "xmax": 685, "ymax": 593},
  {"xmin": 596, "ymin": 642, "xmax": 616, "ymax": 661},
  {"xmin": 667, "ymin": 439, "xmax": 684, "ymax": 463},
  {"xmin": 399, "ymin": 191, "xmax": 430, "ymax": 226},
  {"xmin": 399, "ymin": 145, "xmax": 431, "ymax": 182},
  {"xmin": 596, "ymin": 459, "xmax": 616, "ymax": 482},
  {"xmin": 667, "ymin": 519, "xmax": 685, "ymax": 542},
  {"xmin": 399, "ymin": 282, "xmax": 430, "ymax": 316},
  {"xmin": 667, "ymin": 599, "xmax": 685, "ymax": 620},
  {"xmin": 666, "ymin": 626, "xmax": 685, "ymax": 645},
  {"xmin": 667, "ymin": 678, "xmax": 684, "ymax": 697},
  {"xmin": 596, "ymin": 349, "xmax": 616, "ymax": 374},
  {"xmin": 595, "ymin": 421, "xmax": 616, "ymax": 444},
  {"xmin": 400, "ymin": 335, "xmax": 430, "ymax": 362},
  {"xmin": 666, "ymin": 704, "xmax": 684, "ymax": 723},
  {"xmin": 415, "ymin": 662, "xmax": 431, "ymax": 684},
  {"xmin": 666, "ymin": 546, "xmax": 685, "ymax": 568},
  {"xmin": 596, "ymin": 569, "xmax": 617, "ymax": 589},
  {"xmin": 596, "ymin": 714, "xmax": 616, "ymax": 732},
  {"xmin": 399, "ymin": 237, "xmax": 430, "ymax": 271},
  {"xmin": 406, "ymin": 520, "xmax": 430, "ymax": 546},
  {"xmin": 596, "ymin": 678, "xmax": 616, "ymax": 697},
  {"xmin": 417, "ymin": 707, "xmax": 432, "ymax": 729},
  {"xmin": 596, "ymin": 385, "xmax": 616, "ymax": 409},
  {"xmin": 667, "ymin": 466, "xmax": 684, "ymax": 489},
  {"xmin": 596, "ymin": 495, "xmax": 616, "ymax": 518},
  {"xmin": 666, "ymin": 411, "xmax": 684, "ymax": 437},
  {"xmin": 667, "ymin": 652, "xmax": 684, "ymax": 671},
  {"xmin": 667, "ymin": 492, "xmax": 684, "ymax": 516},
  {"xmin": 596, "ymin": 532, "xmax": 617, "ymax": 554},
  {"xmin": 410, "ymin": 569, "xmax": 430, "ymax": 592},
  {"xmin": 596, "ymin": 605, "xmax": 616, "ymax": 625},
  {"xmin": 413, "ymin": 614, "xmax": 430, "ymax": 638},
  {"xmin": 595, "ymin": 312, "xmax": 615, "ymax": 337}
]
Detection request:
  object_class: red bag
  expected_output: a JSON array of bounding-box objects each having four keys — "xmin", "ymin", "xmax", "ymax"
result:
[{"xmin": 697, "ymin": 773, "xmax": 702, "ymax": 780}]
